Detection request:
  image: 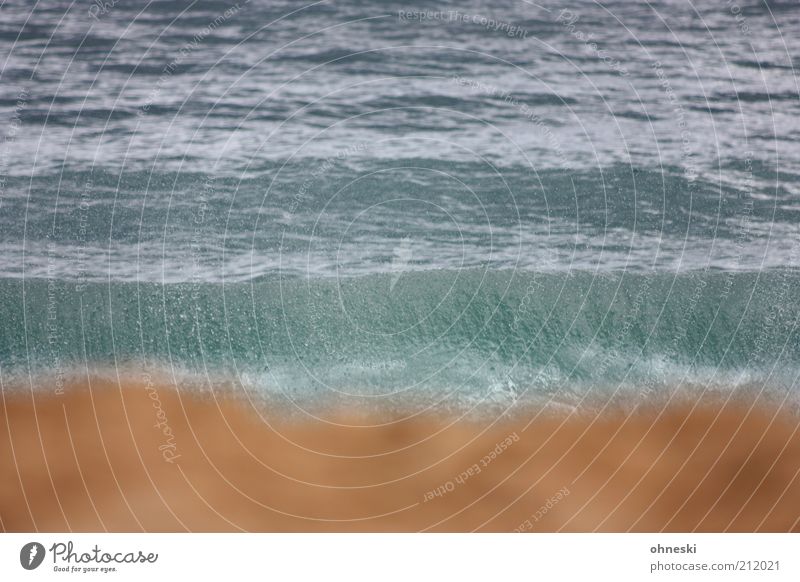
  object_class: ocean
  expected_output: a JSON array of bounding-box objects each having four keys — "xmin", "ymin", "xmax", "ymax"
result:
[{"xmin": 1, "ymin": 0, "xmax": 798, "ymax": 412}]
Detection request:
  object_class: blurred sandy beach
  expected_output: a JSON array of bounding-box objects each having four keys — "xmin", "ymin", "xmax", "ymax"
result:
[{"xmin": 1, "ymin": 377, "xmax": 798, "ymax": 532}]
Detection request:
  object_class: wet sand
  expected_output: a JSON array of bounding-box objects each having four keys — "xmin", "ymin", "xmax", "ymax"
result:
[{"xmin": 1, "ymin": 377, "xmax": 798, "ymax": 532}]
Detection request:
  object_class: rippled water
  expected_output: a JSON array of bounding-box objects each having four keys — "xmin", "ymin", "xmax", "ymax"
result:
[{"xmin": 1, "ymin": 0, "xmax": 798, "ymax": 408}]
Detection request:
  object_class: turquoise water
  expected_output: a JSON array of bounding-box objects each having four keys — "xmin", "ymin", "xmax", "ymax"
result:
[
  {"xmin": 1, "ymin": 1, "xmax": 798, "ymax": 408},
  {"xmin": 1, "ymin": 270, "xmax": 798, "ymax": 409}
]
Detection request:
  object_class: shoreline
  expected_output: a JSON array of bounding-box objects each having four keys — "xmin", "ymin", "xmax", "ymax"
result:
[{"xmin": 1, "ymin": 376, "xmax": 799, "ymax": 532}]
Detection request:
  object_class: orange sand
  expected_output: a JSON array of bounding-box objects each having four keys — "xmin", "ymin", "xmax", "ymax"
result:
[{"xmin": 1, "ymin": 377, "xmax": 798, "ymax": 532}]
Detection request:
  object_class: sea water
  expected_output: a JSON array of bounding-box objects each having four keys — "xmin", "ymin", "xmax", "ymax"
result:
[{"xmin": 1, "ymin": 0, "xmax": 798, "ymax": 411}]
